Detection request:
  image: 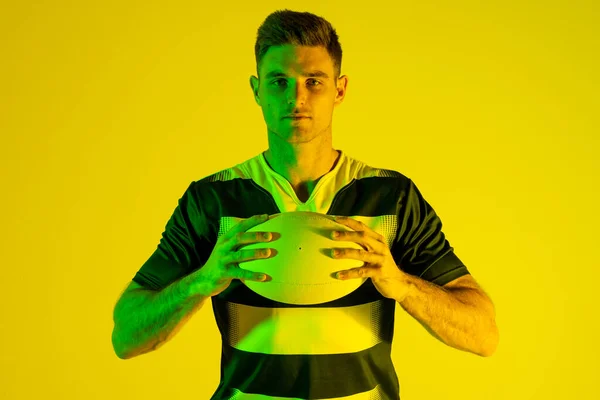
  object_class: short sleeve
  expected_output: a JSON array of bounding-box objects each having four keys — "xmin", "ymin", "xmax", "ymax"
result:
[
  {"xmin": 132, "ymin": 182, "xmax": 202, "ymax": 290},
  {"xmin": 393, "ymin": 179, "xmax": 469, "ymax": 286}
]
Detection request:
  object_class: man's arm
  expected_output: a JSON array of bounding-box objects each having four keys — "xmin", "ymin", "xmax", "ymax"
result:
[
  {"xmin": 111, "ymin": 272, "xmax": 210, "ymax": 359},
  {"xmin": 396, "ymin": 273, "xmax": 499, "ymax": 357}
]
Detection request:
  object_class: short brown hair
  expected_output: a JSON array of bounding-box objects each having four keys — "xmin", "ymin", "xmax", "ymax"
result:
[{"xmin": 254, "ymin": 9, "xmax": 343, "ymax": 84}]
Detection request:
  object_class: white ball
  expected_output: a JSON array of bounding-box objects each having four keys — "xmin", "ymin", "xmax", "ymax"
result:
[{"xmin": 243, "ymin": 211, "xmax": 366, "ymax": 305}]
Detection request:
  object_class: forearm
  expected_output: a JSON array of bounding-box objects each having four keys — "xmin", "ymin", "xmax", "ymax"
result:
[
  {"xmin": 397, "ymin": 273, "xmax": 498, "ymax": 357},
  {"xmin": 112, "ymin": 272, "xmax": 210, "ymax": 359}
]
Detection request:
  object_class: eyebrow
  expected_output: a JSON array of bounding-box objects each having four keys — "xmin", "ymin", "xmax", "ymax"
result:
[{"xmin": 265, "ymin": 70, "xmax": 330, "ymax": 79}]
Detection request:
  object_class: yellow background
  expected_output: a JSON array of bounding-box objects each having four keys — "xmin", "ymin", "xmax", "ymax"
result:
[{"xmin": 1, "ymin": 1, "xmax": 598, "ymax": 399}]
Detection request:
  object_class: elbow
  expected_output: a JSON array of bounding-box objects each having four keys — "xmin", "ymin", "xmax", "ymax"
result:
[
  {"xmin": 114, "ymin": 343, "xmax": 130, "ymax": 360},
  {"xmin": 111, "ymin": 327, "xmax": 157, "ymax": 360},
  {"xmin": 113, "ymin": 343, "xmax": 135, "ymax": 360},
  {"xmin": 479, "ymin": 323, "xmax": 499, "ymax": 357},
  {"xmin": 112, "ymin": 326, "xmax": 131, "ymax": 360}
]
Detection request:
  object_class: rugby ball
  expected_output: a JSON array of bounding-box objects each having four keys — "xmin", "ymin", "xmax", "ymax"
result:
[{"xmin": 242, "ymin": 211, "xmax": 367, "ymax": 305}]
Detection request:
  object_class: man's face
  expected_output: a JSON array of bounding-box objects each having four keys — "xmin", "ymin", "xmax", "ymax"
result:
[{"xmin": 250, "ymin": 45, "xmax": 347, "ymax": 144}]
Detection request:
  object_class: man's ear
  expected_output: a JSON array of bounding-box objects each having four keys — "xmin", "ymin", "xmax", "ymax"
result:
[{"xmin": 250, "ymin": 76, "xmax": 261, "ymax": 106}]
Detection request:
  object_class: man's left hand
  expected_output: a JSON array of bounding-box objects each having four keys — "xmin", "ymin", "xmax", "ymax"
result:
[{"xmin": 330, "ymin": 216, "xmax": 411, "ymax": 302}]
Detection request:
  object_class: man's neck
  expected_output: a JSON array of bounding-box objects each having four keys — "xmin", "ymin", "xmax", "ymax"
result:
[{"xmin": 263, "ymin": 146, "xmax": 340, "ymax": 191}]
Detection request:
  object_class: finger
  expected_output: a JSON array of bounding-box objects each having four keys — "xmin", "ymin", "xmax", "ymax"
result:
[
  {"xmin": 237, "ymin": 267, "xmax": 268, "ymax": 282},
  {"xmin": 334, "ymin": 217, "xmax": 370, "ymax": 238},
  {"xmin": 332, "ymin": 247, "xmax": 378, "ymax": 264},
  {"xmin": 333, "ymin": 230, "xmax": 385, "ymax": 253},
  {"xmin": 224, "ymin": 246, "xmax": 272, "ymax": 265},
  {"xmin": 223, "ymin": 214, "xmax": 269, "ymax": 250},
  {"xmin": 336, "ymin": 266, "xmax": 373, "ymax": 280}
]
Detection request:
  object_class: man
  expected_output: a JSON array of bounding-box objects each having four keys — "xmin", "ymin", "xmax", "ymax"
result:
[{"xmin": 112, "ymin": 9, "xmax": 498, "ymax": 400}]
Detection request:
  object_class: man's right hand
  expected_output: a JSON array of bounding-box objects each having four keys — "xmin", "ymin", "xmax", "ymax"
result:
[{"xmin": 190, "ymin": 214, "xmax": 277, "ymax": 298}]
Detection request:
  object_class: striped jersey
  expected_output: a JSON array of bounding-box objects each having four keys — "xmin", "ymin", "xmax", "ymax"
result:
[{"xmin": 132, "ymin": 149, "xmax": 470, "ymax": 399}]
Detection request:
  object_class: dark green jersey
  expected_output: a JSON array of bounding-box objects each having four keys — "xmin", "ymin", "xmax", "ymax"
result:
[{"xmin": 133, "ymin": 149, "xmax": 469, "ymax": 400}]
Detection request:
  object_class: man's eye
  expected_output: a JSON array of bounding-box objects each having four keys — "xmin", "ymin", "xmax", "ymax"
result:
[{"xmin": 272, "ymin": 79, "xmax": 321, "ymax": 86}]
